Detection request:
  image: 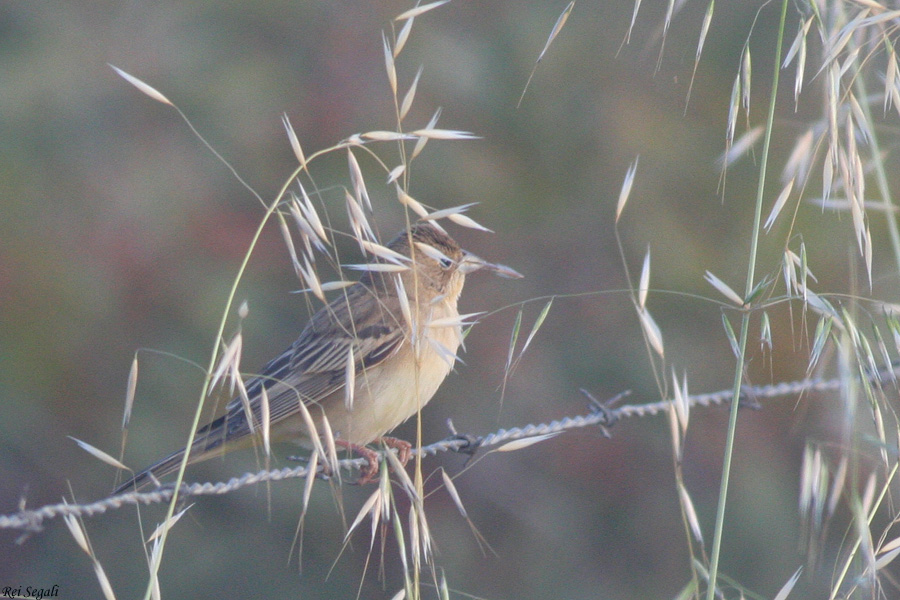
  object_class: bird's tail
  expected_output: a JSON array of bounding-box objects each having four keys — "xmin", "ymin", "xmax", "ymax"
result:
[{"xmin": 113, "ymin": 414, "xmax": 230, "ymax": 495}]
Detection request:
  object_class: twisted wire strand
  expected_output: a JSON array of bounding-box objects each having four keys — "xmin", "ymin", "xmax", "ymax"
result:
[{"xmin": 0, "ymin": 373, "xmax": 856, "ymax": 533}]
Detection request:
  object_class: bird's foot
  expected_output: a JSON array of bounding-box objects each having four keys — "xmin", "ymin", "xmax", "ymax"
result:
[
  {"xmin": 333, "ymin": 440, "xmax": 381, "ymax": 485},
  {"xmin": 378, "ymin": 436, "xmax": 412, "ymax": 465},
  {"xmin": 330, "ymin": 437, "xmax": 413, "ymax": 484}
]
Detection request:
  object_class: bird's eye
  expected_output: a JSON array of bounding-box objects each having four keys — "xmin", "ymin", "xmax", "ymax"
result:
[{"xmin": 440, "ymin": 257, "xmax": 454, "ymax": 269}]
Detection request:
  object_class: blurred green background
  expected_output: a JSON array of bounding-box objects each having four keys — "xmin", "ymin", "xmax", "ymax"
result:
[{"xmin": 2, "ymin": 1, "xmax": 897, "ymax": 598}]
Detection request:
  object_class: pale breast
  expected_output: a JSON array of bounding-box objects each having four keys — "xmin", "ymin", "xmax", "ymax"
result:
[{"xmin": 316, "ymin": 297, "xmax": 463, "ymax": 445}]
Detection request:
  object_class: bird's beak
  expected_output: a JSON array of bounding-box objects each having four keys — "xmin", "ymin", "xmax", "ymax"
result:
[{"xmin": 459, "ymin": 252, "xmax": 524, "ymax": 279}]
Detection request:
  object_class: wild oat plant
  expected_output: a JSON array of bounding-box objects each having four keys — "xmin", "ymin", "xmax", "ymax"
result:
[{"xmin": 623, "ymin": 1, "xmax": 900, "ymax": 598}]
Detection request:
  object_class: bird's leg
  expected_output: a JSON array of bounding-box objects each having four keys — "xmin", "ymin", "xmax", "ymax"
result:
[
  {"xmin": 334, "ymin": 440, "xmax": 381, "ymax": 485},
  {"xmin": 378, "ymin": 436, "xmax": 412, "ymax": 465},
  {"xmin": 331, "ymin": 437, "xmax": 413, "ymax": 484}
]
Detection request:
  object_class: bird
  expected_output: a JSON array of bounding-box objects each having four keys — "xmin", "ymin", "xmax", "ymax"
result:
[{"xmin": 114, "ymin": 221, "xmax": 521, "ymax": 493}]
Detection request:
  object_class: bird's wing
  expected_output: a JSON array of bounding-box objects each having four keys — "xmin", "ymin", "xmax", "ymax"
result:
[{"xmin": 217, "ymin": 285, "xmax": 407, "ymax": 441}]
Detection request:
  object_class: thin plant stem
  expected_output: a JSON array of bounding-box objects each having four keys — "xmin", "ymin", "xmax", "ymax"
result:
[
  {"xmin": 140, "ymin": 104, "xmax": 319, "ymax": 600},
  {"xmin": 143, "ymin": 175, "xmax": 285, "ymax": 600},
  {"xmin": 829, "ymin": 462, "xmax": 899, "ymax": 598},
  {"xmin": 705, "ymin": 1, "xmax": 789, "ymax": 597}
]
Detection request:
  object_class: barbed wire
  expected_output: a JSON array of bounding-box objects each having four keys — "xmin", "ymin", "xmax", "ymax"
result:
[{"xmin": 0, "ymin": 373, "xmax": 862, "ymax": 534}]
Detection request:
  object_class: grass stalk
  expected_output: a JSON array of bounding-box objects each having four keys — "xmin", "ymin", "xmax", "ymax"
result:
[
  {"xmin": 137, "ymin": 101, "xmax": 349, "ymax": 599},
  {"xmin": 142, "ymin": 150, "xmax": 288, "ymax": 600},
  {"xmin": 705, "ymin": 1, "xmax": 789, "ymax": 597}
]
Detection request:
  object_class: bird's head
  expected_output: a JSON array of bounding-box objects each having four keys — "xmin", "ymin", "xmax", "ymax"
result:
[{"xmin": 380, "ymin": 222, "xmax": 522, "ymax": 301}]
